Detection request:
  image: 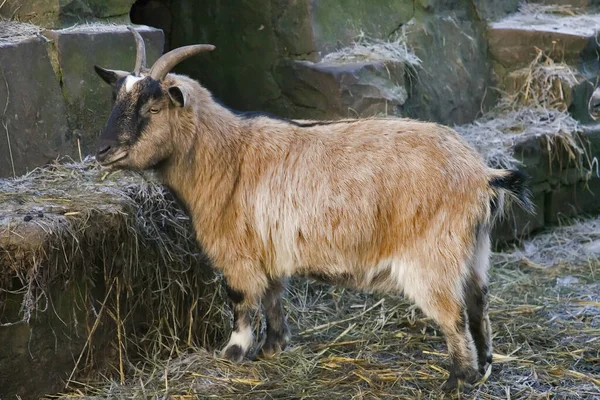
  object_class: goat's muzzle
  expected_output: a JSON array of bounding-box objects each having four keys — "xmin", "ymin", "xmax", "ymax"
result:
[{"xmin": 95, "ymin": 143, "xmax": 128, "ymax": 166}]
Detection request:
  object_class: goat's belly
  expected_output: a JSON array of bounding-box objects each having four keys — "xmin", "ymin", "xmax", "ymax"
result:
[{"xmin": 294, "ymin": 257, "xmax": 417, "ymax": 295}]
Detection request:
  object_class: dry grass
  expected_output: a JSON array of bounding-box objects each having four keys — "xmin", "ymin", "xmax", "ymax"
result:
[
  {"xmin": 503, "ymin": 49, "xmax": 584, "ymax": 112},
  {"xmin": 49, "ymin": 215, "xmax": 600, "ymax": 399},
  {"xmin": 57, "ymin": 23, "xmax": 156, "ymax": 33},
  {"xmin": 518, "ymin": 3, "xmax": 584, "ymax": 17},
  {"xmin": 457, "ymin": 106, "xmax": 583, "ymax": 170},
  {"xmin": 457, "ymin": 48, "xmax": 594, "ymax": 172},
  {"xmin": 321, "ymin": 33, "xmax": 421, "ymax": 67},
  {"xmin": 0, "ymin": 159, "xmax": 229, "ymax": 382},
  {"xmin": 0, "ymin": 20, "xmax": 40, "ymax": 43},
  {"xmin": 495, "ymin": 4, "xmax": 600, "ymax": 37}
]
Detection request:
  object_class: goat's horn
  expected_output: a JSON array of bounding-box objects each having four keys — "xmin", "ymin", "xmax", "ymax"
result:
[
  {"xmin": 127, "ymin": 26, "xmax": 146, "ymax": 76},
  {"xmin": 149, "ymin": 44, "xmax": 215, "ymax": 81}
]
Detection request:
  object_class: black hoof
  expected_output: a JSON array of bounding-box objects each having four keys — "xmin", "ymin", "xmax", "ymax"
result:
[
  {"xmin": 259, "ymin": 336, "xmax": 288, "ymax": 359},
  {"xmin": 478, "ymin": 353, "xmax": 493, "ymax": 375},
  {"xmin": 442, "ymin": 367, "xmax": 480, "ymax": 392},
  {"xmin": 221, "ymin": 344, "xmax": 245, "ymax": 363},
  {"xmin": 441, "ymin": 375, "xmax": 459, "ymax": 392}
]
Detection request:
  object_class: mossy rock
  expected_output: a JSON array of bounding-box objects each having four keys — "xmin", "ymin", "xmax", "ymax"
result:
[
  {"xmin": 310, "ymin": 0, "xmax": 414, "ymax": 53},
  {"xmin": 402, "ymin": 14, "xmax": 496, "ymax": 125},
  {"xmin": 275, "ymin": 60, "xmax": 407, "ymax": 119},
  {"xmin": 0, "ymin": 0, "xmax": 135, "ymax": 28}
]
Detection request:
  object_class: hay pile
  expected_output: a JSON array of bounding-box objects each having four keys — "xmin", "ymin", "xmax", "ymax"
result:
[
  {"xmin": 518, "ymin": 2, "xmax": 590, "ymax": 17},
  {"xmin": 456, "ymin": 47, "xmax": 593, "ymax": 171},
  {"xmin": 0, "ymin": 159, "xmax": 229, "ymax": 381},
  {"xmin": 503, "ymin": 49, "xmax": 585, "ymax": 112},
  {"xmin": 320, "ymin": 33, "xmax": 421, "ymax": 67},
  {"xmin": 52, "ymin": 215, "xmax": 600, "ymax": 399},
  {"xmin": 0, "ymin": 20, "xmax": 41, "ymax": 43},
  {"xmin": 456, "ymin": 106, "xmax": 584, "ymax": 169}
]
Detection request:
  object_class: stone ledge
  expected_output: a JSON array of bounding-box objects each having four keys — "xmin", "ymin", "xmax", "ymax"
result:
[
  {"xmin": 488, "ymin": 12, "xmax": 600, "ymax": 71},
  {"xmin": 276, "ymin": 60, "xmax": 407, "ymax": 119},
  {"xmin": 0, "ymin": 35, "xmax": 70, "ymax": 178},
  {"xmin": 0, "ymin": 0, "xmax": 136, "ymax": 29},
  {"xmin": 0, "ymin": 24, "xmax": 164, "ymax": 179}
]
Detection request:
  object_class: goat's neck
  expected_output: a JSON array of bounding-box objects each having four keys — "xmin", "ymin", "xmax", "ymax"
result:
[{"xmin": 159, "ymin": 107, "xmax": 245, "ymax": 235}]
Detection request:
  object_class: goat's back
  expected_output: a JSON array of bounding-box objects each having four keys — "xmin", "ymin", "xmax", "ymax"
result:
[{"xmin": 228, "ymin": 118, "xmax": 492, "ymax": 281}]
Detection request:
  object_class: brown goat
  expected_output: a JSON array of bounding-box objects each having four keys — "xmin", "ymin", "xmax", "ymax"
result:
[{"xmin": 94, "ymin": 27, "xmax": 533, "ymax": 391}]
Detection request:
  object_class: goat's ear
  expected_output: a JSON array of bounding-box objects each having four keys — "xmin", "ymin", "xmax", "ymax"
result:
[
  {"xmin": 167, "ymin": 86, "xmax": 186, "ymax": 107},
  {"xmin": 94, "ymin": 65, "xmax": 129, "ymax": 87}
]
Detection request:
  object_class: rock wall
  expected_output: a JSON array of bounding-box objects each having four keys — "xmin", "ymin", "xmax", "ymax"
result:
[
  {"xmin": 0, "ymin": 23, "xmax": 164, "ymax": 178},
  {"xmin": 0, "ymin": 0, "xmax": 137, "ymax": 28},
  {"xmin": 160, "ymin": 0, "xmax": 510, "ymax": 124}
]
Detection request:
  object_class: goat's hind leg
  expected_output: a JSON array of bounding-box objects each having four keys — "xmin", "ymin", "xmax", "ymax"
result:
[
  {"xmin": 465, "ymin": 229, "xmax": 493, "ymax": 374},
  {"xmin": 465, "ymin": 278, "xmax": 492, "ymax": 375},
  {"xmin": 259, "ymin": 278, "xmax": 290, "ymax": 358},
  {"xmin": 439, "ymin": 305, "xmax": 480, "ymax": 391},
  {"xmin": 409, "ymin": 275, "xmax": 479, "ymax": 391}
]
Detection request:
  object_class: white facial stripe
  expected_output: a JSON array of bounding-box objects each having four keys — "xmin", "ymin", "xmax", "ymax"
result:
[{"xmin": 125, "ymin": 75, "xmax": 143, "ymax": 92}]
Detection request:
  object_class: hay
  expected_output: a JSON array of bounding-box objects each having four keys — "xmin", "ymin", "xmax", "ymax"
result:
[
  {"xmin": 504, "ymin": 49, "xmax": 584, "ymax": 112},
  {"xmin": 321, "ymin": 33, "xmax": 421, "ymax": 67},
  {"xmin": 0, "ymin": 20, "xmax": 41, "ymax": 43},
  {"xmin": 456, "ymin": 106, "xmax": 583, "ymax": 169},
  {"xmin": 499, "ymin": 216, "xmax": 600, "ymax": 268},
  {"xmin": 495, "ymin": 4, "xmax": 600, "ymax": 37},
  {"xmin": 57, "ymin": 23, "xmax": 157, "ymax": 33},
  {"xmin": 457, "ymin": 45, "xmax": 593, "ymax": 171},
  {"xmin": 518, "ymin": 2, "xmax": 584, "ymax": 16},
  {"xmin": 51, "ymin": 214, "xmax": 600, "ymax": 399},
  {"xmin": 0, "ymin": 158, "xmax": 229, "ymax": 380}
]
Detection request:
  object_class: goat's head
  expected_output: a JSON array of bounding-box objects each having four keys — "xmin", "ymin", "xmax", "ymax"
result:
[{"xmin": 94, "ymin": 27, "xmax": 214, "ymax": 170}]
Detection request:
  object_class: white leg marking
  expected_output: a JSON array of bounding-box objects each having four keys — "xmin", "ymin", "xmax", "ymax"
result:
[
  {"xmin": 225, "ymin": 325, "xmax": 253, "ymax": 352},
  {"xmin": 473, "ymin": 231, "xmax": 491, "ymax": 283}
]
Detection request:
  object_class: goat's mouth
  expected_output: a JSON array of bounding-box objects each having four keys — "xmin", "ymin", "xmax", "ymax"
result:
[{"xmin": 98, "ymin": 150, "xmax": 129, "ymax": 167}]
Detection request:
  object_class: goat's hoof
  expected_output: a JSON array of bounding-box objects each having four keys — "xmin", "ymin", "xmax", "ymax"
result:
[
  {"xmin": 478, "ymin": 354, "xmax": 493, "ymax": 375},
  {"xmin": 441, "ymin": 375, "xmax": 459, "ymax": 392},
  {"xmin": 220, "ymin": 345, "xmax": 245, "ymax": 363},
  {"xmin": 442, "ymin": 367, "xmax": 480, "ymax": 392},
  {"xmin": 259, "ymin": 338, "xmax": 287, "ymax": 359}
]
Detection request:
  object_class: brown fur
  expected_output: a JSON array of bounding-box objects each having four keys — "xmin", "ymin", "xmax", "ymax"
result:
[{"xmin": 96, "ymin": 70, "xmax": 526, "ymax": 390}]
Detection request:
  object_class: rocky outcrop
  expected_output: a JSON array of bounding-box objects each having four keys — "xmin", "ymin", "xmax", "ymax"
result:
[
  {"xmin": 0, "ymin": 35, "xmax": 70, "ymax": 178},
  {"xmin": 164, "ymin": 0, "xmax": 498, "ymax": 125},
  {"xmin": 402, "ymin": 14, "xmax": 497, "ymax": 124},
  {"xmin": 488, "ymin": 13, "xmax": 600, "ymax": 72},
  {"xmin": 0, "ymin": 23, "xmax": 164, "ymax": 178},
  {"xmin": 0, "ymin": 0, "xmax": 136, "ymax": 28},
  {"xmin": 276, "ymin": 61, "xmax": 407, "ymax": 119}
]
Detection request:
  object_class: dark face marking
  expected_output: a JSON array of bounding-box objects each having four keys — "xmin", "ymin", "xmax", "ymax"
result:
[{"xmin": 96, "ymin": 77, "xmax": 165, "ymax": 166}]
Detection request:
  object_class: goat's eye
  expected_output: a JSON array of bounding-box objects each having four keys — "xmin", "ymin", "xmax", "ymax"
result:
[{"xmin": 150, "ymin": 108, "xmax": 160, "ymax": 114}]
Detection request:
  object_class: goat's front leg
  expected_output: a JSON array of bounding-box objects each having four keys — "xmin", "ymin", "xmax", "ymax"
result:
[
  {"xmin": 220, "ymin": 263, "xmax": 267, "ymax": 362},
  {"xmin": 259, "ymin": 278, "xmax": 289, "ymax": 358},
  {"xmin": 220, "ymin": 285, "xmax": 256, "ymax": 362}
]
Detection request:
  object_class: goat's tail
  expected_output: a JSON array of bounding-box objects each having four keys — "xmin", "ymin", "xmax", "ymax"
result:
[{"xmin": 488, "ymin": 169, "xmax": 535, "ymax": 221}]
